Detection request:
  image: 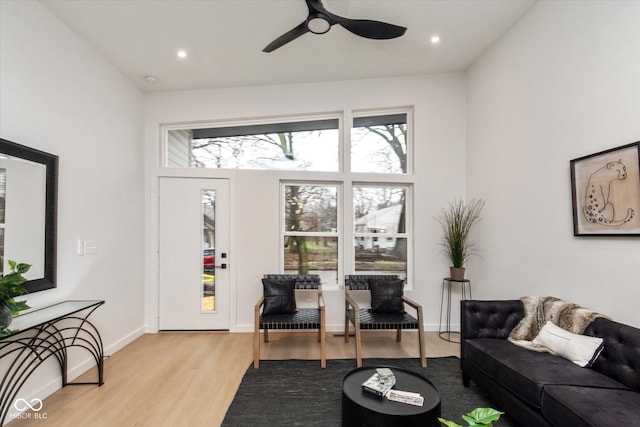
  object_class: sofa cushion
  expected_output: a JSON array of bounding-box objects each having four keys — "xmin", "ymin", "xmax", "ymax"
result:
[
  {"xmin": 464, "ymin": 339, "xmax": 628, "ymax": 408},
  {"xmin": 542, "ymin": 385, "xmax": 640, "ymax": 427}
]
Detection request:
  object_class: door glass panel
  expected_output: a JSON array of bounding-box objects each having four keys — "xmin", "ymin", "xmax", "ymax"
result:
[{"xmin": 202, "ymin": 190, "xmax": 215, "ymax": 312}]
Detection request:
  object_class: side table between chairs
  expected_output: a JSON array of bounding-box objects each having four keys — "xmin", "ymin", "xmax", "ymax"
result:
[{"xmin": 438, "ymin": 278, "xmax": 471, "ymax": 342}]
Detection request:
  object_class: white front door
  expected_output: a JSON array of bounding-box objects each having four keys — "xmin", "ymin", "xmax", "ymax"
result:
[{"xmin": 159, "ymin": 177, "xmax": 230, "ymax": 330}]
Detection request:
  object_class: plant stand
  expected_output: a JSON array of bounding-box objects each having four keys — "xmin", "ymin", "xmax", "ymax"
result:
[{"xmin": 439, "ymin": 278, "xmax": 472, "ymax": 342}]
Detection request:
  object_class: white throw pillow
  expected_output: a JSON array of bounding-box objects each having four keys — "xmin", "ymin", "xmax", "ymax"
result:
[{"xmin": 533, "ymin": 321, "xmax": 604, "ymax": 367}]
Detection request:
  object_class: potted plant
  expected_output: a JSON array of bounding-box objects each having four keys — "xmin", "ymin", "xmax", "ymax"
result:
[
  {"xmin": 0, "ymin": 260, "xmax": 31, "ymax": 330},
  {"xmin": 436, "ymin": 198, "xmax": 485, "ymax": 281},
  {"xmin": 439, "ymin": 407, "xmax": 504, "ymax": 427}
]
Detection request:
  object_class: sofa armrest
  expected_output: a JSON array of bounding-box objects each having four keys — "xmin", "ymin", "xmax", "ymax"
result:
[{"xmin": 460, "ymin": 299, "xmax": 525, "ymax": 363}]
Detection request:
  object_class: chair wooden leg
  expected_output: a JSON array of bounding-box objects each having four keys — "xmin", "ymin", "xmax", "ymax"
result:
[
  {"xmin": 353, "ymin": 309, "xmax": 362, "ymax": 367},
  {"xmin": 344, "ymin": 313, "xmax": 350, "ymax": 343},
  {"xmin": 417, "ymin": 307, "xmax": 427, "ymax": 368},
  {"xmin": 418, "ymin": 326, "xmax": 426, "ymax": 368},
  {"xmin": 396, "ymin": 328, "xmax": 402, "ymax": 342},
  {"xmin": 264, "ymin": 328, "xmax": 269, "ymax": 343},
  {"xmin": 355, "ymin": 325, "xmax": 362, "ymax": 368},
  {"xmin": 320, "ymin": 307, "xmax": 327, "ymax": 368},
  {"xmin": 320, "ymin": 329, "xmax": 326, "ymax": 369},
  {"xmin": 254, "ymin": 319, "xmax": 260, "ymax": 369}
]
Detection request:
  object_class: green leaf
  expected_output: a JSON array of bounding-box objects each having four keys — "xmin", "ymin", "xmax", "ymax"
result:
[
  {"xmin": 15, "ymin": 263, "xmax": 31, "ymax": 274},
  {"xmin": 0, "ymin": 261, "xmax": 31, "ymax": 316},
  {"xmin": 5, "ymin": 299, "xmax": 30, "ymax": 316},
  {"xmin": 438, "ymin": 418, "xmax": 464, "ymax": 427},
  {"xmin": 462, "ymin": 408, "xmax": 504, "ymax": 425}
]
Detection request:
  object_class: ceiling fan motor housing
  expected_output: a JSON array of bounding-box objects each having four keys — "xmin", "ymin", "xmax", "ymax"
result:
[{"xmin": 307, "ymin": 13, "xmax": 331, "ymax": 34}]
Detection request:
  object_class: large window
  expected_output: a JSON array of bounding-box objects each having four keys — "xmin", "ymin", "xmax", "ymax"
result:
[
  {"xmin": 283, "ymin": 184, "xmax": 339, "ymax": 285},
  {"xmin": 164, "ymin": 108, "xmax": 414, "ymax": 287}
]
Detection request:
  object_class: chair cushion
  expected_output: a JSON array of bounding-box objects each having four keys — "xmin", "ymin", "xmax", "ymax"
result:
[
  {"xmin": 262, "ymin": 278, "xmax": 297, "ymax": 315},
  {"xmin": 368, "ymin": 278, "xmax": 405, "ymax": 313},
  {"xmin": 348, "ymin": 308, "xmax": 419, "ymax": 329},
  {"xmin": 260, "ymin": 308, "xmax": 321, "ymax": 329}
]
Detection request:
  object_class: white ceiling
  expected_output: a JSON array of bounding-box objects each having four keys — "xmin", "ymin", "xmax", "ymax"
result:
[{"xmin": 40, "ymin": 0, "xmax": 536, "ymax": 93}]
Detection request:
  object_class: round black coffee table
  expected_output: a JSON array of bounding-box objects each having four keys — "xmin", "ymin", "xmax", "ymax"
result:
[{"xmin": 342, "ymin": 366, "xmax": 441, "ymax": 427}]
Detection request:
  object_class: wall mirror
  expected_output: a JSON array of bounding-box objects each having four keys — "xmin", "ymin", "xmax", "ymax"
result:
[{"xmin": 0, "ymin": 138, "xmax": 57, "ymax": 293}]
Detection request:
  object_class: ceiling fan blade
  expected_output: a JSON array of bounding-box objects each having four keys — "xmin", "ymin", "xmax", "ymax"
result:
[
  {"xmin": 263, "ymin": 22, "xmax": 310, "ymax": 52},
  {"xmin": 337, "ymin": 19, "xmax": 406, "ymax": 40}
]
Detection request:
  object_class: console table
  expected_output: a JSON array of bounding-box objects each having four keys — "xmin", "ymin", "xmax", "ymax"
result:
[{"xmin": 0, "ymin": 300, "xmax": 105, "ymax": 424}]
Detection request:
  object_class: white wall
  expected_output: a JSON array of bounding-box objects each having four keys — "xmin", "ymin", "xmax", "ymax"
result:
[
  {"xmin": 0, "ymin": 0, "xmax": 145, "ymax": 417},
  {"xmin": 467, "ymin": 1, "xmax": 640, "ymax": 326},
  {"xmin": 144, "ymin": 74, "xmax": 468, "ymax": 332}
]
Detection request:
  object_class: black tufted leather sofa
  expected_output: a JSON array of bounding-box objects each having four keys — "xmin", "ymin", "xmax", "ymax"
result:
[{"xmin": 460, "ymin": 299, "xmax": 640, "ymax": 427}]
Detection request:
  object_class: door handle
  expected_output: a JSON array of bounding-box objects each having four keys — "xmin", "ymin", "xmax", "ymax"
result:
[{"xmin": 215, "ymin": 264, "xmax": 227, "ymax": 269}]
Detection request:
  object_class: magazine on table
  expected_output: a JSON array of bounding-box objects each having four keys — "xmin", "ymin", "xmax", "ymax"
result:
[{"xmin": 361, "ymin": 368, "xmax": 424, "ymax": 406}]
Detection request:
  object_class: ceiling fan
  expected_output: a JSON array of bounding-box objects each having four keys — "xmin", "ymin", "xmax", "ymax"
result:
[{"xmin": 263, "ymin": 0, "xmax": 407, "ymax": 53}]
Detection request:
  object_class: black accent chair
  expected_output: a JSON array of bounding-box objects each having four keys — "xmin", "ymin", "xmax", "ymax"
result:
[
  {"xmin": 344, "ymin": 274, "xmax": 426, "ymax": 368},
  {"xmin": 254, "ymin": 274, "xmax": 326, "ymax": 368}
]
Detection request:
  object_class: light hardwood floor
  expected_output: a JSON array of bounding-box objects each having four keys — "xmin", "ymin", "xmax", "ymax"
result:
[{"xmin": 7, "ymin": 331, "xmax": 459, "ymax": 426}]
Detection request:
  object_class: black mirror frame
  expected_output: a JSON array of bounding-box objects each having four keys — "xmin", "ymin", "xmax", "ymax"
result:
[{"xmin": 0, "ymin": 138, "xmax": 58, "ymax": 293}]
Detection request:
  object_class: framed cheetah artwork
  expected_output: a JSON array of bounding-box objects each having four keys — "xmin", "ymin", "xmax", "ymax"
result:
[{"xmin": 570, "ymin": 141, "xmax": 640, "ymax": 236}]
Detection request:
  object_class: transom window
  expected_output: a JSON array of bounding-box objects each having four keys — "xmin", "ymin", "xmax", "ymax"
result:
[
  {"xmin": 166, "ymin": 118, "xmax": 339, "ymax": 172},
  {"xmin": 351, "ymin": 113, "xmax": 408, "ymax": 174}
]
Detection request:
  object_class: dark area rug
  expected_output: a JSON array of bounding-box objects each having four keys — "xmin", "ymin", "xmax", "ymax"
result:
[{"xmin": 222, "ymin": 357, "xmax": 518, "ymax": 426}]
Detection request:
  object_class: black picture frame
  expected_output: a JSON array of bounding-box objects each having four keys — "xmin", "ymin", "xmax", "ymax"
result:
[
  {"xmin": 0, "ymin": 138, "xmax": 58, "ymax": 293},
  {"xmin": 570, "ymin": 141, "xmax": 640, "ymax": 236}
]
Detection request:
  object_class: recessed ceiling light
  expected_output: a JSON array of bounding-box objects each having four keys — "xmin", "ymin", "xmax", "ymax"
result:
[
  {"xmin": 177, "ymin": 50, "xmax": 188, "ymax": 59},
  {"xmin": 430, "ymin": 35, "xmax": 440, "ymax": 44},
  {"xmin": 144, "ymin": 75, "xmax": 159, "ymax": 84}
]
